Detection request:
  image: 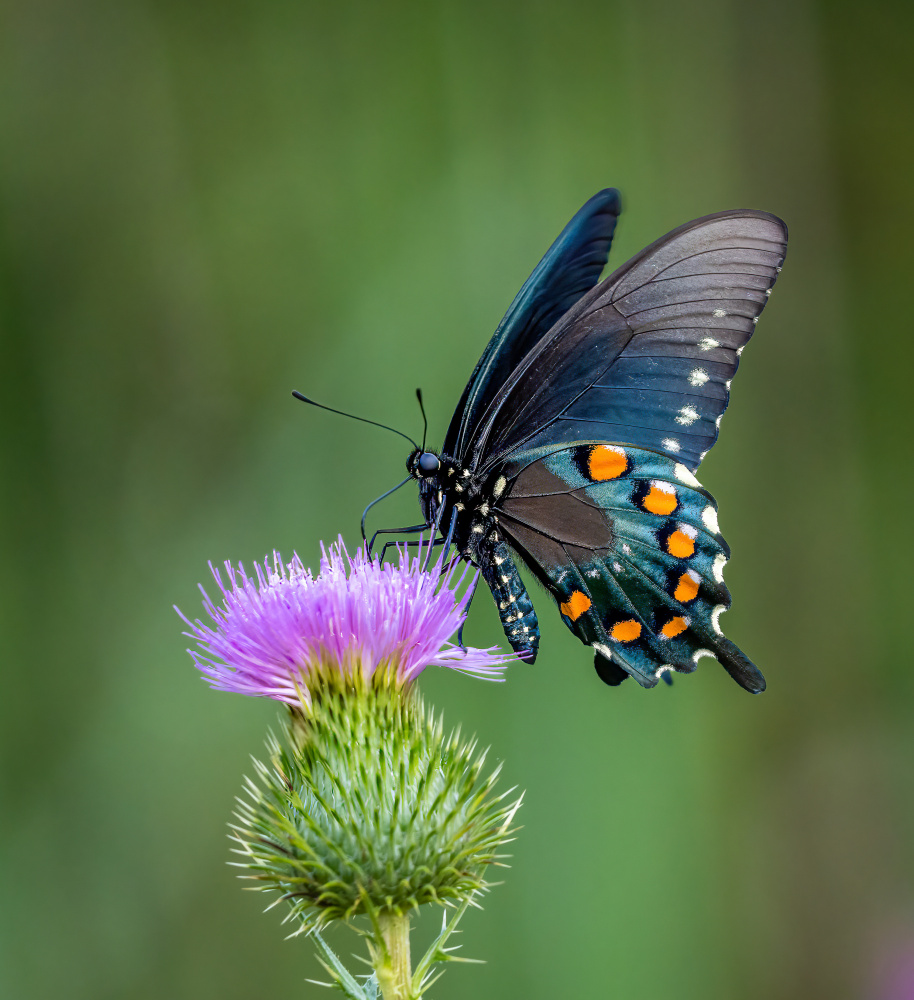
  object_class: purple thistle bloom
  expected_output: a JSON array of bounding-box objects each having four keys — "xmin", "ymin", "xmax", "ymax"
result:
[{"xmin": 178, "ymin": 538, "xmax": 516, "ymax": 704}]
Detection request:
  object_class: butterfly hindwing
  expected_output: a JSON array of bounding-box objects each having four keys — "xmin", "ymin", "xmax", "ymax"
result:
[{"xmin": 495, "ymin": 444, "xmax": 765, "ymax": 692}]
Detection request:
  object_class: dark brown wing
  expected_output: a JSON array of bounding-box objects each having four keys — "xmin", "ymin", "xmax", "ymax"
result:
[{"xmin": 463, "ymin": 211, "xmax": 787, "ymax": 475}]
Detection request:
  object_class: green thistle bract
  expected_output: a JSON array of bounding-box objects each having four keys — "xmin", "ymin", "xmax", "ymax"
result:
[{"xmin": 231, "ymin": 671, "xmax": 520, "ymax": 933}]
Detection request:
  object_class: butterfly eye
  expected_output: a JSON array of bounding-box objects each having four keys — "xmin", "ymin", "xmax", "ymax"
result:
[{"xmin": 418, "ymin": 452, "xmax": 440, "ymax": 475}]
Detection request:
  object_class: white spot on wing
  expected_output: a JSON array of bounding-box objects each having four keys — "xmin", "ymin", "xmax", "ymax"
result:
[
  {"xmin": 711, "ymin": 605, "xmax": 726, "ymax": 634},
  {"xmin": 621, "ymin": 543, "xmax": 632, "ymax": 555},
  {"xmin": 655, "ymin": 664, "xmax": 674, "ymax": 678},
  {"xmin": 693, "ymin": 649, "xmax": 715, "ymax": 664},
  {"xmin": 702, "ymin": 505, "xmax": 720, "ymax": 534},
  {"xmin": 493, "ymin": 476, "xmax": 508, "ymax": 498},
  {"xmin": 712, "ymin": 553, "xmax": 727, "ymax": 583},
  {"xmin": 676, "ymin": 405, "xmax": 699, "ymax": 426},
  {"xmin": 712, "ymin": 308, "xmax": 727, "ymax": 318},
  {"xmin": 593, "ymin": 642, "xmax": 614, "ymax": 662},
  {"xmin": 674, "ymin": 464, "xmax": 702, "ymax": 488},
  {"xmin": 678, "ymin": 523, "xmax": 698, "ymax": 540},
  {"xmin": 689, "ymin": 368, "xmax": 709, "ymax": 386},
  {"xmin": 612, "ymin": 561, "xmax": 622, "ymax": 573},
  {"xmin": 699, "ymin": 337, "xmax": 719, "ymax": 351},
  {"xmin": 662, "ymin": 437, "xmax": 681, "ymax": 452},
  {"xmin": 650, "ymin": 479, "xmax": 675, "ymax": 495}
]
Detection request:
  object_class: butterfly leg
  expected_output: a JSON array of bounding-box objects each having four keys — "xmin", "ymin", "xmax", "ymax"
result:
[
  {"xmin": 455, "ymin": 576, "xmax": 479, "ymax": 651},
  {"xmin": 478, "ymin": 536, "xmax": 539, "ymax": 662},
  {"xmin": 423, "ymin": 504, "xmax": 448, "ymax": 570},
  {"xmin": 437, "ymin": 506, "xmax": 460, "ymax": 569},
  {"xmin": 377, "ymin": 536, "xmax": 446, "ymax": 564},
  {"xmin": 360, "ymin": 475, "xmax": 412, "ymax": 541},
  {"xmin": 368, "ymin": 523, "xmax": 431, "ymax": 557}
]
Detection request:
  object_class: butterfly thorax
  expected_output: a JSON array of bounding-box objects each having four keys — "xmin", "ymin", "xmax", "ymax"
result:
[
  {"xmin": 406, "ymin": 449, "xmax": 478, "ymax": 562},
  {"xmin": 406, "ymin": 449, "xmax": 506, "ymax": 559},
  {"xmin": 407, "ymin": 448, "xmax": 540, "ymax": 659}
]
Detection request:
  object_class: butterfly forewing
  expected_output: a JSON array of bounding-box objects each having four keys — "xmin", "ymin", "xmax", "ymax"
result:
[
  {"xmin": 444, "ymin": 188, "xmax": 622, "ymax": 458},
  {"xmin": 466, "ymin": 211, "xmax": 787, "ymax": 475}
]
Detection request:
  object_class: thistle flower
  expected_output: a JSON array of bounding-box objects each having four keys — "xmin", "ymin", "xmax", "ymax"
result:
[
  {"xmin": 180, "ymin": 539, "xmax": 523, "ymax": 1000},
  {"xmin": 179, "ymin": 538, "xmax": 513, "ymax": 704}
]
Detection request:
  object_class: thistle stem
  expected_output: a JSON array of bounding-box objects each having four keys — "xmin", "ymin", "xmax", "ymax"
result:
[{"xmin": 376, "ymin": 911, "xmax": 411, "ymax": 1000}]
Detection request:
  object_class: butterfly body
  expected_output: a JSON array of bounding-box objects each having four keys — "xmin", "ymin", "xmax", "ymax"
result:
[
  {"xmin": 408, "ymin": 448, "xmax": 542, "ymax": 659},
  {"xmin": 404, "ymin": 189, "xmax": 787, "ymax": 692}
]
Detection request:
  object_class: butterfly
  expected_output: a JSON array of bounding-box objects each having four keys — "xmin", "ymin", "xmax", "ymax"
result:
[{"xmin": 402, "ymin": 188, "xmax": 787, "ymax": 691}]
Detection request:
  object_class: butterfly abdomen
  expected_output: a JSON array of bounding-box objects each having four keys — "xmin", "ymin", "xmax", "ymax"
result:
[{"xmin": 476, "ymin": 534, "xmax": 539, "ymax": 662}]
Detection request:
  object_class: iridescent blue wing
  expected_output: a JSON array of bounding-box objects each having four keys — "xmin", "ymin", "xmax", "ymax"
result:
[
  {"xmin": 495, "ymin": 444, "xmax": 764, "ymax": 691},
  {"xmin": 444, "ymin": 188, "xmax": 622, "ymax": 458},
  {"xmin": 464, "ymin": 211, "xmax": 787, "ymax": 475}
]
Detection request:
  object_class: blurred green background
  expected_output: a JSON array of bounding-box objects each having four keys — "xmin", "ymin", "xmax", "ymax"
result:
[{"xmin": 2, "ymin": 0, "xmax": 913, "ymax": 997}]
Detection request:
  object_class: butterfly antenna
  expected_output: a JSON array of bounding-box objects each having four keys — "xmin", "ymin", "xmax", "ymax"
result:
[
  {"xmin": 292, "ymin": 391, "xmax": 418, "ymax": 449},
  {"xmin": 415, "ymin": 388, "xmax": 428, "ymax": 451}
]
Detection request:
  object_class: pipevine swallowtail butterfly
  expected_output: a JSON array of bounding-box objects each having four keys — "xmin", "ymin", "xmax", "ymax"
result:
[{"xmin": 381, "ymin": 189, "xmax": 786, "ymax": 691}]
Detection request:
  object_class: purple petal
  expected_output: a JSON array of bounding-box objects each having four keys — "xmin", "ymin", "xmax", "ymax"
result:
[{"xmin": 178, "ymin": 537, "xmax": 518, "ymax": 703}]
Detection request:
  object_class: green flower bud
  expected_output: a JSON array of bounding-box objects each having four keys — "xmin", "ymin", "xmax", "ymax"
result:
[{"xmin": 230, "ymin": 672, "xmax": 522, "ymax": 934}]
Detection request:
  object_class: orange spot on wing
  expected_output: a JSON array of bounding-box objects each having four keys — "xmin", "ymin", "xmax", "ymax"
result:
[
  {"xmin": 611, "ymin": 619, "xmax": 642, "ymax": 642},
  {"xmin": 643, "ymin": 484, "xmax": 677, "ymax": 516},
  {"xmin": 588, "ymin": 445, "xmax": 627, "ymax": 481},
  {"xmin": 661, "ymin": 616, "xmax": 688, "ymax": 638},
  {"xmin": 560, "ymin": 590, "xmax": 591, "ymax": 621},
  {"xmin": 674, "ymin": 571, "xmax": 700, "ymax": 603},
  {"xmin": 666, "ymin": 530, "xmax": 696, "ymax": 558}
]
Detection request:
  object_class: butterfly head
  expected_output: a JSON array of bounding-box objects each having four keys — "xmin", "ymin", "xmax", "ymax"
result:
[{"xmin": 406, "ymin": 449, "xmax": 441, "ymax": 479}]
